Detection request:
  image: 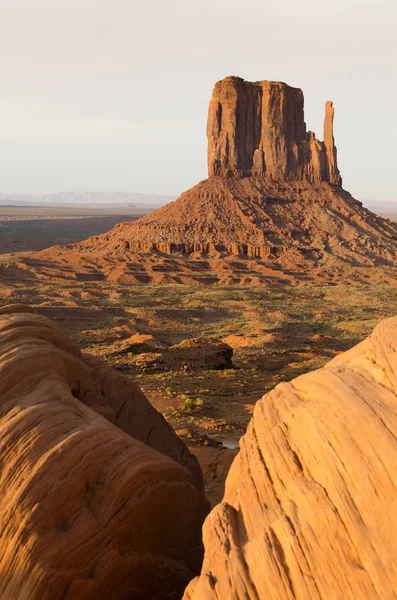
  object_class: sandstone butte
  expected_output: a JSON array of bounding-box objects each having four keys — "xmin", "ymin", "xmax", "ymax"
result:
[
  {"xmin": 184, "ymin": 315, "xmax": 397, "ymax": 600},
  {"xmin": 0, "ymin": 304, "xmax": 208, "ymax": 600},
  {"xmin": 16, "ymin": 75, "xmax": 397, "ymax": 286}
]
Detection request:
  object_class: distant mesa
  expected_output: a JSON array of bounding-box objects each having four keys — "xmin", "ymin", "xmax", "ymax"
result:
[
  {"xmin": 18, "ymin": 76, "xmax": 397, "ymax": 286},
  {"xmin": 0, "ymin": 191, "xmax": 173, "ymax": 208}
]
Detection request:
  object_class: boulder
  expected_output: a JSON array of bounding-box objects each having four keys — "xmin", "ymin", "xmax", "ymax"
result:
[
  {"xmin": 0, "ymin": 305, "xmax": 208, "ymax": 600},
  {"xmin": 185, "ymin": 316, "xmax": 397, "ymax": 599},
  {"xmin": 170, "ymin": 338, "xmax": 233, "ymax": 371},
  {"xmin": 129, "ymin": 338, "xmax": 233, "ymax": 373}
]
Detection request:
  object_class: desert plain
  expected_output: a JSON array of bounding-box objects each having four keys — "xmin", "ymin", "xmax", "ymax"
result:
[{"xmin": 1, "ymin": 210, "xmax": 397, "ymax": 505}]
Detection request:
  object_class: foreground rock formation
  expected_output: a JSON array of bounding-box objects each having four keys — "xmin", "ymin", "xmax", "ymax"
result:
[
  {"xmin": 11, "ymin": 75, "xmax": 397, "ymax": 285},
  {"xmin": 184, "ymin": 316, "xmax": 397, "ymax": 599},
  {"xmin": 0, "ymin": 305, "xmax": 208, "ymax": 599}
]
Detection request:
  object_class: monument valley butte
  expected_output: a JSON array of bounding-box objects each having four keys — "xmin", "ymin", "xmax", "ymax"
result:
[{"xmin": 10, "ymin": 76, "xmax": 397, "ymax": 286}]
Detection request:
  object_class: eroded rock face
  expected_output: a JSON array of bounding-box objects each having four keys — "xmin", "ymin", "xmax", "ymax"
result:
[
  {"xmin": 0, "ymin": 305, "xmax": 208, "ymax": 600},
  {"xmin": 207, "ymin": 76, "xmax": 342, "ymax": 185},
  {"xmin": 185, "ymin": 316, "xmax": 397, "ymax": 599}
]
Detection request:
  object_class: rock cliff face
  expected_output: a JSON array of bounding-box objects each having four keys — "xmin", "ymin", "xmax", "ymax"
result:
[
  {"xmin": 0, "ymin": 305, "xmax": 208, "ymax": 600},
  {"xmin": 207, "ymin": 76, "xmax": 341, "ymax": 185},
  {"xmin": 184, "ymin": 316, "xmax": 397, "ymax": 600}
]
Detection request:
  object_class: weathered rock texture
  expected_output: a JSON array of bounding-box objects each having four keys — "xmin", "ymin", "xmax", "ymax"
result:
[
  {"xmin": 207, "ymin": 76, "xmax": 341, "ymax": 184},
  {"xmin": 0, "ymin": 304, "xmax": 208, "ymax": 600},
  {"xmin": 184, "ymin": 316, "xmax": 397, "ymax": 599}
]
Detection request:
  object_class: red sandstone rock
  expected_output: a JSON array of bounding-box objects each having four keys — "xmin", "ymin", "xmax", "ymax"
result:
[
  {"xmin": 323, "ymin": 100, "xmax": 341, "ymax": 184},
  {"xmin": 0, "ymin": 305, "xmax": 208, "ymax": 599},
  {"xmin": 18, "ymin": 75, "xmax": 397, "ymax": 286},
  {"xmin": 185, "ymin": 316, "xmax": 397, "ymax": 600},
  {"xmin": 207, "ymin": 76, "xmax": 342, "ymax": 185}
]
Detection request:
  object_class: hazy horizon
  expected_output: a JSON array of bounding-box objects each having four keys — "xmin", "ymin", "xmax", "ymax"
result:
[{"xmin": 0, "ymin": 0, "xmax": 396, "ymax": 202}]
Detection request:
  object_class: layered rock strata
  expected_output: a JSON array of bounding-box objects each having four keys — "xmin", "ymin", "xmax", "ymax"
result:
[
  {"xmin": 207, "ymin": 76, "xmax": 341, "ymax": 184},
  {"xmin": 0, "ymin": 304, "xmax": 208, "ymax": 600},
  {"xmin": 184, "ymin": 316, "xmax": 397, "ymax": 599}
]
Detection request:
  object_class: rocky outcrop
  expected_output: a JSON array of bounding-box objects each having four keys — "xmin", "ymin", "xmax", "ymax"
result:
[
  {"xmin": 170, "ymin": 338, "xmax": 233, "ymax": 371},
  {"xmin": 185, "ymin": 316, "xmax": 397, "ymax": 599},
  {"xmin": 121, "ymin": 337, "xmax": 233, "ymax": 374},
  {"xmin": 0, "ymin": 305, "xmax": 208, "ymax": 599},
  {"xmin": 207, "ymin": 76, "xmax": 342, "ymax": 185}
]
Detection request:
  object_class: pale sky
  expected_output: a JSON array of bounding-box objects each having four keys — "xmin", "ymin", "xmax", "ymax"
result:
[{"xmin": 0, "ymin": 0, "xmax": 395, "ymax": 202}]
